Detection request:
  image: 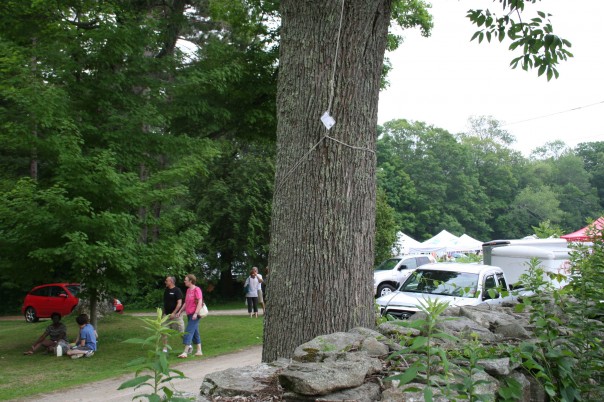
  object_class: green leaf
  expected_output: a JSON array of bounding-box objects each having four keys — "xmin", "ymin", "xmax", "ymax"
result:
[
  {"xmin": 386, "ymin": 365, "xmax": 420, "ymax": 386},
  {"xmin": 118, "ymin": 375, "xmax": 153, "ymax": 390},
  {"xmin": 424, "ymin": 386, "xmax": 434, "ymax": 402},
  {"xmin": 410, "ymin": 336, "xmax": 428, "ymax": 350},
  {"xmin": 538, "ymin": 65, "xmax": 546, "ymax": 76}
]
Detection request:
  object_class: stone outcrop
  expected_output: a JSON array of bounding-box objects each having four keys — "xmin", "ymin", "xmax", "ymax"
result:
[{"xmin": 196, "ymin": 303, "xmax": 548, "ymax": 401}]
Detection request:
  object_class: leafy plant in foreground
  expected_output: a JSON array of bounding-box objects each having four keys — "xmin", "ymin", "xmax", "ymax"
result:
[
  {"xmin": 515, "ymin": 259, "xmax": 579, "ymax": 401},
  {"xmin": 118, "ymin": 308, "xmax": 190, "ymax": 401},
  {"xmin": 449, "ymin": 338, "xmax": 496, "ymax": 402},
  {"xmin": 386, "ymin": 298, "xmax": 457, "ymax": 401},
  {"xmin": 562, "ymin": 231, "xmax": 604, "ymax": 400}
]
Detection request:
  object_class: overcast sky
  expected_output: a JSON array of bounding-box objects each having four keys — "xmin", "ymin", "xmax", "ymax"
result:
[{"xmin": 377, "ymin": 0, "xmax": 604, "ymax": 155}]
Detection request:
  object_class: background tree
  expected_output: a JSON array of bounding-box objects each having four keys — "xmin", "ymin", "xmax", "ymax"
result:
[
  {"xmin": 192, "ymin": 140, "xmax": 275, "ymax": 297},
  {"xmin": 378, "ymin": 119, "xmax": 490, "ymax": 240},
  {"xmin": 458, "ymin": 116, "xmax": 524, "ymax": 239},
  {"xmin": 575, "ymin": 141, "xmax": 604, "ymax": 210},
  {"xmin": 532, "ymin": 220, "xmax": 563, "ymax": 238}
]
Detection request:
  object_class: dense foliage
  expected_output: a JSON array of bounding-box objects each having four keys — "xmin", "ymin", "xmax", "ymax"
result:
[{"xmin": 0, "ymin": 0, "xmax": 279, "ymax": 315}]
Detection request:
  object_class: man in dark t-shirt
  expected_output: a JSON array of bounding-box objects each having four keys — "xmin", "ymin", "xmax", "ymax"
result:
[
  {"xmin": 162, "ymin": 276, "xmax": 184, "ymax": 352},
  {"xmin": 23, "ymin": 312, "xmax": 68, "ymax": 355}
]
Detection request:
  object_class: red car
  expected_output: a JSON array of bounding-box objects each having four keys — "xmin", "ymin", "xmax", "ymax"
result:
[
  {"xmin": 21, "ymin": 283, "xmax": 124, "ymax": 322},
  {"xmin": 113, "ymin": 298, "xmax": 124, "ymax": 313},
  {"xmin": 21, "ymin": 283, "xmax": 80, "ymax": 323}
]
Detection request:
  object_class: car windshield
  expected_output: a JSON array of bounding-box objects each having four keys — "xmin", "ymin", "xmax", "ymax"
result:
[
  {"xmin": 66, "ymin": 285, "xmax": 81, "ymax": 296},
  {"xmin": 400, "ymin": 270, "xmax": 478, "ymax": 297},
  {"xmin": 374, "ymin": 258, "xmax": 401, "ymax": 271}
]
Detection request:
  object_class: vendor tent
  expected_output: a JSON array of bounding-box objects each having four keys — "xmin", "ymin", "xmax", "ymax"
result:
[
  {"xmin": 408, "ymin": 230, "xmax": 459, "ymax": 255},
  {"xmin": 561, "ymin": 217, "xmax": 604, "ymax": 242},
  {"xmin": 449, "ymin": 234, "xmax": 483, "ymax": 253},
  {"xmin": 392, "ymin": 232, "xmax": 422, "ymax": 254}
]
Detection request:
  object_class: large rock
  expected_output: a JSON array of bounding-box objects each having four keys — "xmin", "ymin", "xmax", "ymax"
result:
[
  {"xmin": 283, "ymin": 382, "xmax": 381, "ymax": 401},
  {"xmin": 279, "ymin": 352, "xmax": 381, "ymax": 396},
  {"xmin": 293, "ymin": 332, "xmax": 365, "ymax": 362},
  {"xmin": 437, "ymin": 316, "xmax": 503, "ymax": 342},
  {"xmin": 494, "ymin": 322, "xmax": 532, "ymax": 339},
  {"xmin": 381, "ymin": 383, "xmax": 449, "ymax": 402},
  {"xmin": 199, "ymin": 360, "xmax": 287, "ymax": 398},
  {"xmin": 477, "ymin": 357, "xmax": 513, "ymax": 376},
  {"xmin": 378, "ymin": 321, "xmax": 421, "ymax": 338},
  {"xmin": 459, "ymin": 305, "xmax": 517, "ymax": 330}
]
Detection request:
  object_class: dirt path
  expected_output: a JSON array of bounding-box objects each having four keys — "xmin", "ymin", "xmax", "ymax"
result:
[{"xmin": 17, "ymin": 345, "xmax": 263, "ymax": 401}]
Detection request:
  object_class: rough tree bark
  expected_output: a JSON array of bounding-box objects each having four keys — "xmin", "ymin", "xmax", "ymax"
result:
[{"xmin": 263, "ymin": 0, "xmax": 392, "ymax": 361}]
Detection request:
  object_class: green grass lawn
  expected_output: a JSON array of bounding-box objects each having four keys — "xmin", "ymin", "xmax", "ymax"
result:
[{"xmin": 0, "ymin": 312, "xmax": 263, "ymax": 401}]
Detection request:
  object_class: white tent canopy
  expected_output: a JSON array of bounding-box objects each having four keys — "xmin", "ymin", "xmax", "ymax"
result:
[
  {"xmin": 408, "ymin": 230, "xmax": 459, "ymax": 255},
  {"xmin": 448, "ymin": 234, "xmax": 483, "ymax": 253},
  {"xmin": 392, "ymin": 232, "xmax": 422, "ymax": 255}
]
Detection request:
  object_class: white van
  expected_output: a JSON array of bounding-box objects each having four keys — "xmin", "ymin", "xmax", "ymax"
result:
[
  {"xmin": 373, "ymin": 254, "xmax": 436, "ymax": 297},
  {"xmin": 483, "ymin": 239, "xmax": 572, "ymax": 289}
]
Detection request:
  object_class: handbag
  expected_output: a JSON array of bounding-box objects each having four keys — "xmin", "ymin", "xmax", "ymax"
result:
[{"xmin": 199, "ymin": 303, "xmax": 209, "ymax": 318}]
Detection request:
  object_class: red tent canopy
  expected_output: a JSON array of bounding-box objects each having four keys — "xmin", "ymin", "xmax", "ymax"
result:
[{"xmin": 561, "ymin": 217, "xmax": 604, "ymax": 242}]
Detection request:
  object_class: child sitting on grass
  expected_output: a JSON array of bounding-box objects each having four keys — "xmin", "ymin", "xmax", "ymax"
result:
[{"xmin": 66, "ymin": 313, "xmax": 97, "ymax": 359}]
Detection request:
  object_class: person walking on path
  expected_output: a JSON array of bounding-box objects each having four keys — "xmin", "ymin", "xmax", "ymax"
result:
[
  {"xmin": 244, "ymin": 269, "xmax": 263, "ymax": 318},
  {"xmin": 23, "ymin": 313, "xmax": 68, "ymax": 355},
  {"xmin": 162, "ymin": 275, "xmax": 184, "ymax": 353},
  {"xmin": 252, "ymin": 267, "xmax": 266, "ymax": 315},
  {"xmin": 176, "ymin": 274, "xmax": 203, "ymax": 358}
]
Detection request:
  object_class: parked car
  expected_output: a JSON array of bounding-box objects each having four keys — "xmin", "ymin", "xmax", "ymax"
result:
[
  {"xmin": 376, "ymin": 263, "xmax": 515, "ymax": 319},
  {"xmin": 373, "ymin": 254, "xmax": 437, "ymax": 297},
  {"xmin": 114, "ymin": 298, "xmax": 124, "ymax": 313},
  {"xmin": 21, "ymin": 283, "xmax": 124, "ymax": 322}
]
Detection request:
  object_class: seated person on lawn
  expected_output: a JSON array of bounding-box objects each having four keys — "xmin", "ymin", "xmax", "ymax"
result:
[
  {"xmin": 66, "ymin": 313, "xmax": 97, "ymax": 359},
  {"xmin": 23, "ymin": 312, "xmax": 67, "ymax": 355}
]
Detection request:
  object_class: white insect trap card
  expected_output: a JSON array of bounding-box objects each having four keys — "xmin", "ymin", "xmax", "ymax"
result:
[{"xmin": 320, "ymin": 111, "xmax": 336, "ymax": 130}]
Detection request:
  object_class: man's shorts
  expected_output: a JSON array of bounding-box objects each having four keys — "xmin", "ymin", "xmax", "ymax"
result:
[
  {"xmin": 165, "ymin": 315, "xmax": 185, "ymax": 333},
  {"xmin": 257, "ymin": 289, "xmax": 264, "ymax": 304},
  {"xmin": 72, "ymin": 344, "xmax": 94, "ymax": 351}
]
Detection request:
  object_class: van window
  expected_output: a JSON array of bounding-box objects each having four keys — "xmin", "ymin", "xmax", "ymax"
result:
[
  {"xmin": 374, "ymin": 258, "xmax": 401, "ymax": 271},
  {"xmin": 496, "ymin": 273, "xmax": 508, "ymax": 290},
  {"xmin": 417, "ymin": 257, "xmax": 431, "ymax": 266},
  {"xmin": 483, "ymin": 275, "xmax": 499, "ymax": 299},
  {"xmin": 401, "ymin": 258, "xmax": 418, "ymax": 270}
]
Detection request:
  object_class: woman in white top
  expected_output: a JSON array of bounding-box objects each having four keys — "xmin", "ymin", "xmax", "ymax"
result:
[{"xmin": 244, "ymin": 269, "xmax": 263, "ymax": 318}]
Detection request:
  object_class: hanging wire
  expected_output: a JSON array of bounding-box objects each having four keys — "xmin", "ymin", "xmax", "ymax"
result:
[
  {"xmin": 275, "ymin": 0, "xmax": 375, "ymax": 195},
  {"xmin": 327, "ymin": 0, "xmax": 346, "ymax": 114}
]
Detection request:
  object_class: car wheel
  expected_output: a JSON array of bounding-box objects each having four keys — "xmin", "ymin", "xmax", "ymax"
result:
[
  {"xmin": 25, "ymin": 307, "xmax": 39, "ymax": 323},
  {"xmin": 377, "ymin": 284, "xmax": 396, "ymax": 298}
]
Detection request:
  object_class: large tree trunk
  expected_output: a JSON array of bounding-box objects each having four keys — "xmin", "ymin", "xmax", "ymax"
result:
[{"xmin": 263, "ymin": 0, "xmax": 391, "ymax": 361}]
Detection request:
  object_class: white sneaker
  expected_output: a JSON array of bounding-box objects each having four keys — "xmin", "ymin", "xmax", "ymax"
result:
[
  {"xmin": 162, "ymin": 347, "xmax": 168, "ymax": 353},
  {"xmin": 71, "ymin": 354, "xmax": 82, "ymax": 359},
  {"xmin": 84, "ymin": 350, "xmax": 94, "ymax": 358}
]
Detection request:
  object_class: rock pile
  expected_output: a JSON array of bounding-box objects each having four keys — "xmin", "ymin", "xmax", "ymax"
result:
[{"xmin": 194, "ymin": 303, "xmax": 547, "ymax": 401}]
